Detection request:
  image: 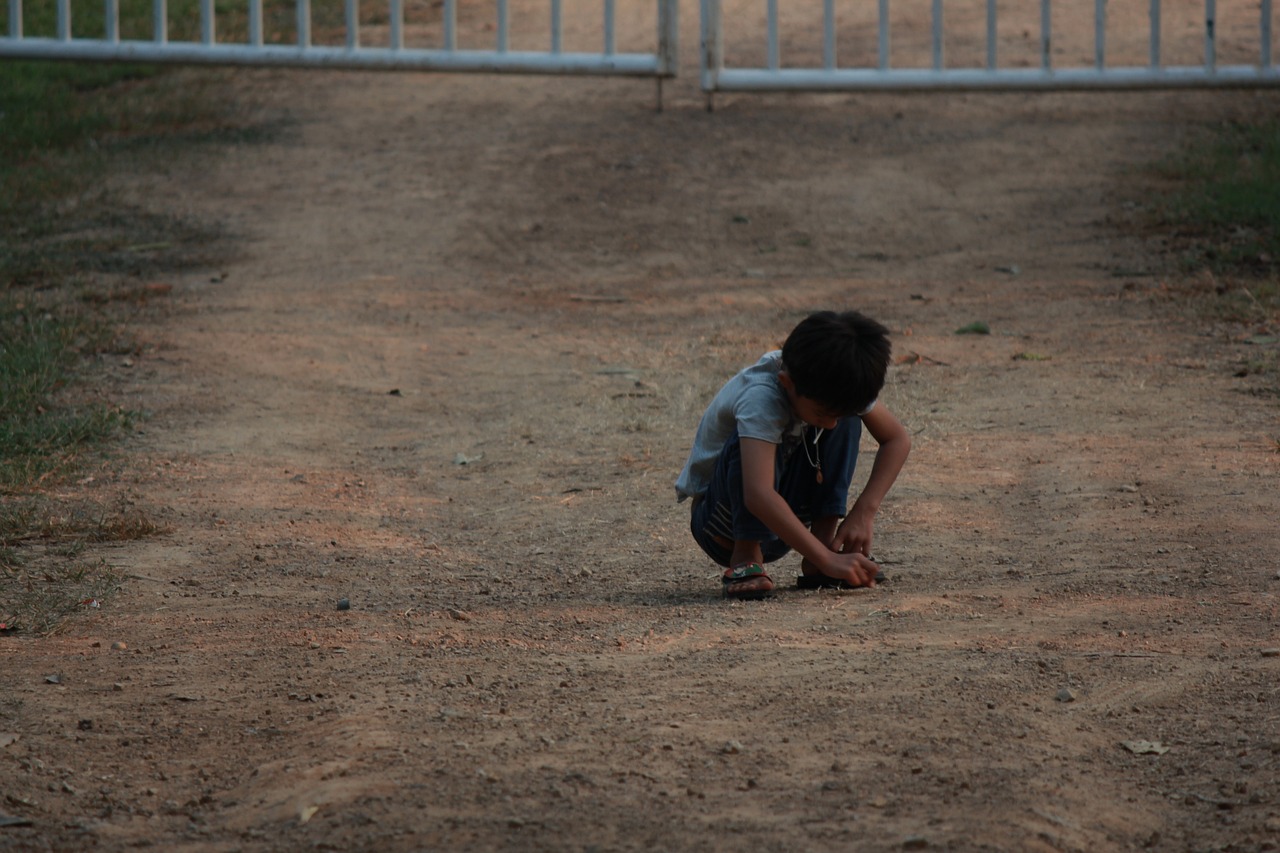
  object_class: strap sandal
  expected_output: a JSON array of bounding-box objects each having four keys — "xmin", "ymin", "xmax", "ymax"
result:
[{"xmin": 723, "ymin": 563, "xmax": 774, "ymax": 600}]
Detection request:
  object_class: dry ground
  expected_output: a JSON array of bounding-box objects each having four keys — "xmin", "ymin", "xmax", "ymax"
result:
[{"xmin": 3, "ymin": 5, "xmax": 1280, "ymax": 852}]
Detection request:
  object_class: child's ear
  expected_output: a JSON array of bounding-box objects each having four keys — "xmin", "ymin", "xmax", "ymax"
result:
[{"xmin": 777, "ymin": 370, "xmax": 795, "ymax": 392}]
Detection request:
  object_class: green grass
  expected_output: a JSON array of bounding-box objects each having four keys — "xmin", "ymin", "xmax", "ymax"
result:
[
  {"xmin": 1146, "ymin": 118, "xmax": 1280, "ymax": 409},
  {"xmin": 0, "ymin": 301, "xmax": 130, "ymax": 491},
  {"xmin": 1155, "ymin": 118, "xmax": 1280, "ymax": 276},
  {"xmin": 2, "ymin": 3, "xmax": 277, "ymax": 633}
]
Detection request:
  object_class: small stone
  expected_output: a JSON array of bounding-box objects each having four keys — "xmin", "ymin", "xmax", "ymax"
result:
[
  {"xmin": 1261, "ymin": 648, "xmax": 1280, "ymax": 658},
  {"xmin": 448, "ymin": 608, "xmax": 471, "ymax": 622},
  {"xmin": 110, "ymin": 641, "xmax": 127, "ymax": 651},
  {"xmin": 112, "ymin": 683, "xmax": 124, "ymax": 692},
  {"xmin": 336, "ymin": 598, "xmax": 350, "ymax": 611},
  {"xmin": 724, "ymin": 740, "xmax": 744, "ymax": 755},
  {"xmin": 1056, "ymin": 688, "xmax": 1077, "ymax": 703},
  {"xmin": 903, "ymin": 837, "xmax": 930, "ymax": 850}
]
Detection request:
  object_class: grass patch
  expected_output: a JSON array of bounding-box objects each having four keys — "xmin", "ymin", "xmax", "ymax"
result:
[
  {"xmin": 3, "ymin": 6, "xmax": 273, "ymax": 633},
  {"xmin": 1142, "ymin": 119, "xmax": 1280, "ymax": 406},
  {"xmin": 0, "ymin": 552, "xmax": 123, "ymax": 636},
  {"xmin": 0, "ymin": 496, "xmax": 160, "ymax": 634},
  {"xmin": 1153, "ymin": 118, "xmax": 1280, "ymax": 276},
  {"xmin": 0, "ymin": 299, "xmax": 132, "ymax": 491}
]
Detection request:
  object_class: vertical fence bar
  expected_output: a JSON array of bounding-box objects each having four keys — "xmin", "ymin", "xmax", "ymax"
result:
[
  {"xmin": 1205, "ymin": 0, "xmax": 1216, "ymax": 69},
  {"xmin": 603, "ymin": 0, "xmax": 615, "ymax": 55},
  {"xmin": 153, "ymin": 0, "xmax": 166, "ymax": 42},
  {"xmin": 1150, "ymin": 0, "xmax": 1160, "ymax": 67},
  {"xmin": 497, "ymin": 0, "xmax": 508, "ymax": 52},
  {"xmin": 766, "ymin": 0, "xmax": 778, "ymax": 69},
  {"xmin": 200, "ymin": 0, "xmax": 214, "ymax": 45},
  {"xmin": 1095, "ymin": 0, "xmax": 1105, "ymax": 68},
  {"xmin": 57, "ymin": 0, "xmax": 69, "ymax": 40},
  {"xmin": 932, "ymin": 0, "xmax": 944, "ymax": 69},
  {"xmin": 248, "ymin": 0, "xmax": 261, "ymax": 45},
  {"xmin": 1263, "ymin": 0, "xmax": 1272, "ymax": 67},
  {"xmin": 8, "ymin": 0, "xmax": 21, "ymax": 37},
  {"xmin": 345, "ymin": 0, "xmax": 358, "ymax": 49},
  {"xmin": 298, "ymin": 0, "xmax": 310, "ymax": 47},
  {"xmin": 443, "ymin": 0, "xmax": 455, "ymax": 50},
  {"xmin": 106, "ymin": 0, "xmax": 119, "ymax": 41},
  {"xmin": 1041, "ymin": 0, "xmax": 1052, "ymax": 69},
  {"xmin": 986, "ymin": 0, "xmax": 997, "ymax": 69},
  {"xmin": 877, "ymin": 0, "xmax": 890, "ymax": 69},
  {"xmin": 700, "ymin": 0, "xmax": 721, "ymax": 93},
  {"xmin": 550, "ymin": 0, "xmax": 561, "ymax": 53},
  {"xmin": 386, "ymin": 0, "xmax": 401, "ymax": 47},
  {"xmin": 657, "ymin": 0, "xmax": 677, "ymax": 75},
  {"xmin": 823, "ymin": 0, "xmax": 836, "ymax": 70}
]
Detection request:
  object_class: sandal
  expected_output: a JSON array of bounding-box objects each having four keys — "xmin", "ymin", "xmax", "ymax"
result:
[{"xmin": 722, "ymin": 563, "xmax": 774, "ymax": 600}]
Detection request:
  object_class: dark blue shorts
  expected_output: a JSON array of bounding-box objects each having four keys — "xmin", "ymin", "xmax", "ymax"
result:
[{"xmin": 689, "ymin": 417, "xmax": 862, "ymax": 567}]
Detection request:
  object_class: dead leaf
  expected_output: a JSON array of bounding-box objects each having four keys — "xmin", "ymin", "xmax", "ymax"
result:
[
  {"xmin": 895, "ymin": 351, "xmax": 950, "ymax": 366},
  {"xmin": 1121, "ymin": 740, "xmax": 1170, "ymax": 755}
]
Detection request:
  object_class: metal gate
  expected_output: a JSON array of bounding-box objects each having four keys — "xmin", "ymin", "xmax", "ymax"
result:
[
  {"xmin": 5, "ymin": 0, "xmax": 1280, "ymax": 91},
  {"xmin": 701, "ymin": 0, "xmax": 1279, "ymax": 91},
  {"xmin": 1, "ymin": 0, "xmax": 677, "ymax": 77}
]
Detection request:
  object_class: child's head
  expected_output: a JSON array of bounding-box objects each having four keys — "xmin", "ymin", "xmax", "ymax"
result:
[{"xmin": 781, "ymin": 310, "xmax": 892, "ymax": 417}]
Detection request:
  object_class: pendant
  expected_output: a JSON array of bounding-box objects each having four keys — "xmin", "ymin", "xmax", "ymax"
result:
[{"xmin": 816, "ymin": 471, "xmax": 824, "ymax": 485}]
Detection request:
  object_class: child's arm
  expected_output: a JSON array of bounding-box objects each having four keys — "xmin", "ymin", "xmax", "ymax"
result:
[
  {"xmin": 739, "ymin": 437, "xmax": 878, "ymax": 585},
  {"xmin": 833, "ymin": 404, "xmax": 911, "ymax": 558}
]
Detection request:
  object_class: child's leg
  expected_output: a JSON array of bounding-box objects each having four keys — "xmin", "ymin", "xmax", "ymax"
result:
[
  {"xmin": 690, "ymin": 430, "xmax": 791, "ymax": 566},
  {"xmin": 780, "ymin": 419, "xmax": 862, "ymax": 578},
  {"xmin": 800, "ymin": 516, "xmax": 840, "ymax": 578},
  {"xmin": 690, "ymin": 431, "xmax": 790, "ymax": 597}
]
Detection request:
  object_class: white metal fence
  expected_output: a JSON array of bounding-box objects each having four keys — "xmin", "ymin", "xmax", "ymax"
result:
[
  {"xmin": 701, "ymin": 0, "xmax": 1279, "ymax": 91},
  {"xmin": 0, "ymin": 0, "xmax": 677, "ymax": 76},
  {"xmin": 4, "ymin": 0, "xmax": 1279, "ymax": 91}
]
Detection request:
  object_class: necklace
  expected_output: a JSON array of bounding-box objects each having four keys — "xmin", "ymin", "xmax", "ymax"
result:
[{"xmin": 802, "ymin": 426, "xmax": 824, "ymax": 484}]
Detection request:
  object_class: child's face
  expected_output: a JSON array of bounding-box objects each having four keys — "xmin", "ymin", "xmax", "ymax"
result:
[
  {"xmin": 778, "ymin": 370, "xmax": 840, "ymax": 429},
  {"xmin": 790, "ymin": 394, "xmax": 841, "ymax": 430}
]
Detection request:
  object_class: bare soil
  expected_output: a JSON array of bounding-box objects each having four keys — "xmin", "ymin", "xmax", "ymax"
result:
[{"xmin": 3, "ymin": 10, "xmax": 1280, "ymax": 852}]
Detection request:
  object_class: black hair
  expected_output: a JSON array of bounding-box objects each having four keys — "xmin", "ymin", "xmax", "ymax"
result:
[{"xmin": 781, "ymin": 310, "xmax": 892, "ymax": 416}]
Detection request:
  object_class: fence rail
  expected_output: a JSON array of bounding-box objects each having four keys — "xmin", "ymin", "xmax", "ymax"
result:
[
  {"xmin": 1, "ymin": 0, "xmax": 678, "ymax": 76},
  {"xmin": 3, "ymin": 0, "xmax": 1278, "ymax": 91},
  {"xmin": 701, "ymin": 0, "xmax": 1279, "ymax": 92}
]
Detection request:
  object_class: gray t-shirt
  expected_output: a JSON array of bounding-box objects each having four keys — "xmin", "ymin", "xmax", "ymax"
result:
[
  {"xmin": 674, "ymin": 351, "xmax": 802, "ymax": 501},
  {"xmin": 674, "ymin": 350, "xmax": 876, "ymax": 502}
]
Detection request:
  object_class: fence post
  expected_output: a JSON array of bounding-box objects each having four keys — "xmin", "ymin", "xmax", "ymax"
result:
[
  {"xmin": 700, "ymin": 0, "xmax": 722, "ymax": 98},
  {"xmin": 658, "ymin": 0, "xmax": 678, "ymax": 75}
]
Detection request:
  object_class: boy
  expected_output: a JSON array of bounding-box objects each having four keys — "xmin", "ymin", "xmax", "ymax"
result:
[{"xmin": 676, "ymin": 310, "xmax": 910, "ymax": 599}]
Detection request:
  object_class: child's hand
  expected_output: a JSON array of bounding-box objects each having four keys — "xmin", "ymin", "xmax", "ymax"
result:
[
  {"xmin": 833, "ymin": 507, "xmax": 875, "ymax": 557},
  {"xmin": 816, "ymin": 551, "xmax": 879, "ymax": 587}
]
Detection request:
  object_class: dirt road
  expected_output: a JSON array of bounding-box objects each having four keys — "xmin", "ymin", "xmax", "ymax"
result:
[{"xmin": 3, "ymin": 14, "xmax": 1280, "ymax": 852}]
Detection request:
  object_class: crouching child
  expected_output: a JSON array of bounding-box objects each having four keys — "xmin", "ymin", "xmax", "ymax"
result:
[{"xmin": 675, "ymin": 310, "xmax": 911, "ymax": 599}]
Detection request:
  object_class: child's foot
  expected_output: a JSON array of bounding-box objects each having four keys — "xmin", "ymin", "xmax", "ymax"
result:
[{"xmin": 723, "ymin": 563, "xmax": 774, "ymax": 600}]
